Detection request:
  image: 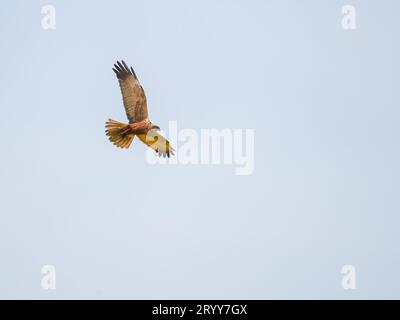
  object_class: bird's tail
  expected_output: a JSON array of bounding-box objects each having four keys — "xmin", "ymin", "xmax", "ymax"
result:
[{"xmin": 105, "ymin": 119, "xmax": 134, "ymax": 148}]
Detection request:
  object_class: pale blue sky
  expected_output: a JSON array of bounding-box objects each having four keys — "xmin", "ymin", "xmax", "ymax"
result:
[{"xmin": 0, "ymin": 0, "xmax": 399, "ymax": 299}]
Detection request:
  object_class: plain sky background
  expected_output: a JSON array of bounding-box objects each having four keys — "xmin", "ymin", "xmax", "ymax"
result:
[{"xmin": 0, "ymin": 0, "xmax": 399, "ymax": 299}]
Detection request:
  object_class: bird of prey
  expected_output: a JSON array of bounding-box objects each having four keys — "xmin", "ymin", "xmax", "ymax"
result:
[{"xmin": 105, "ymin": 60, "xmax": 174, "ymax": 157}]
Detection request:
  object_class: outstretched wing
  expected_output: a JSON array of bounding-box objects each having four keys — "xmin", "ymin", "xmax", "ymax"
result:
[
  {"xmin": 137, "ymin": 130, "xmax": 175, "ymax": 158},
  {"xmin": 113, "ymin": 60, "xmax": 148, "ymax": 123}
]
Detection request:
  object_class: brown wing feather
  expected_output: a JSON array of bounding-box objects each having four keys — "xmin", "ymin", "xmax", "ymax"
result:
[
  {"xmin": 137, "ymin": 130, "xmax": 175, "ymax": 158},
  {"xmin": 113, "ymin": 60, "xmax": 148, "ymax": 123}
]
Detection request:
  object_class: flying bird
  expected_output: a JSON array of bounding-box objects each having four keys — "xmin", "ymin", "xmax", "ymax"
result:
[{"xmin": 105, "ymin": 60, "xmax": 174, "ymax": 157}]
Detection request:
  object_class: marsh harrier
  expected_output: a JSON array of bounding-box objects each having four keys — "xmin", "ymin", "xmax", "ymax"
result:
[{"xmin": 105, "ymin": 60, "xmax": 174, "ymax": 157}]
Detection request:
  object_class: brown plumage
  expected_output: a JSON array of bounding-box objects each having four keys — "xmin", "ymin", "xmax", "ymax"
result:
[{"xmin": 105, "ymin": 60, "xmax": 175, "ymax": 157}]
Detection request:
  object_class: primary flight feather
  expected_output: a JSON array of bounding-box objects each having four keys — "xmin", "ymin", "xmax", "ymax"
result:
[{"xmin": 105, "ymin": 60, "xmax": 174, "ymax": 157}]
